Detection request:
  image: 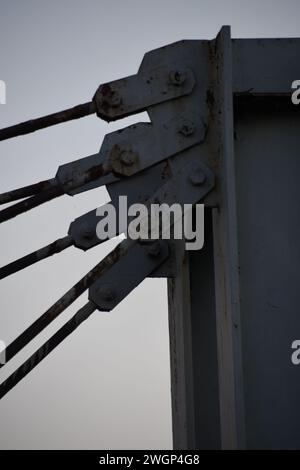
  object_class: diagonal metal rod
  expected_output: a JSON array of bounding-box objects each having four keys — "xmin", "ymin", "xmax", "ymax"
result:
[
  {"xmin": 0, "ymin": 235, "xmax": 73, "ymax": 280},
  {"xmin": 0, "ymin": 101, "xmax": 96, "ymax": 141},
  {"xmin": 0, "ymin": 161, "xmax": 111, "ymax": 224},
  {"xmin": 0, "ymin": 238, "xmax": 133, "ymax": 369},
  {"xmin": 0, "ymin": 184, "xmax": 64, "ymax": 223},
  {"xmin": 0, "ymin": 301, "xmax": 96, "ymax": 400},
  {"xmin": 0, "ymin": 178, "xmax": 57, "ymax": 205}
]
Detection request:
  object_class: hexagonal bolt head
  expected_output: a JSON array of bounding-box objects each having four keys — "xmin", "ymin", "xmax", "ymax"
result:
[
  {"xmin": 169, "ymin": 70, "xmax": 187, "ymax": 86},
  {"xmin": 109, "ymin": 91, "xmax": 122, "ymax": 108},
  {"xmin": 97, "ymin": 89, "xmax": 122, "ymax": 109},
  {"xmin": 179, "ymin": 120, "xmax": 196, "ymax": 137},
  {"xmin": 97, "ymin": 285, "xmax": 115, "ymax": 302},
  {"xmin": 120, "ymin": 149, "xmax": 138, "ymax": 167},
  {"xmin": 147, "ymin": 241, "xmax": 161, "ymax": 258},
  {"xmin": 189, "ymin": 168, "xmax": 207, "ymax": 186}
]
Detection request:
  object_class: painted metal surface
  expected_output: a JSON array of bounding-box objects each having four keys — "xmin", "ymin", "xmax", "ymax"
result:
[
  {"xmin": 89, "ymin": 240, "xmax": 169, "ymax": 311},
  {"xmin": 235, "ymin": 104, "xmax": 300, "ymax": 448},
  {"xmin": 167, "ymin": 28, "xmax": 300, "ymax": 450},
  {"xmin": 0, "ymin": 27, "xmax": 300, "ymax": 450}
]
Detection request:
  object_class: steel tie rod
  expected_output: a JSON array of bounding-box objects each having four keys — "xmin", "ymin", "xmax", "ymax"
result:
[
  {"xmin": 0, "ymin": 301, "xmax": 96, "ymax": 400},
  {"xmin": 0, "ymin": 161, "xmax": 111, "ymax": 224},
  {"xmin": 0, "ymin": 101, "xmax": 96, "ymax": 141},
  {"xmin": 0, "ymin": 235, "xmax": 73, "ymax": 280},
  {"xmin": 0, "ymin": 183, "xmax": 64, "ymax": 223},
  {"xmin": 0, "ymin": 178, "xmax": 58, "ymax": 205},
  {"xmin": 0, "ymin": 238, "xmax": 134, "ymax": 369}
]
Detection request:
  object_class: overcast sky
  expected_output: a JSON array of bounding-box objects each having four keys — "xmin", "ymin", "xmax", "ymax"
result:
[{"xmin": 0, "ymin": 0, "xmax": 299, "ymax": 450}]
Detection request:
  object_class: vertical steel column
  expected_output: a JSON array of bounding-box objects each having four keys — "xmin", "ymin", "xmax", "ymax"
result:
[
  {"xmin": 211, "ymin": 26, "xmax": 246, "ymax": 449},
  {"xmin": 167, "ymin": 240, "xmax": 196, "ymax": 450},
  {"xmin": 168, "ymin": 26, "xmax": 246, "ymax": 450}
]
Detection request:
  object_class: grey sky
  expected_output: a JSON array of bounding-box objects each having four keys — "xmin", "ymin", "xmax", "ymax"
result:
[{"xmin": 0, "ymin": 0, "xmax": 299, "ymax": 450}]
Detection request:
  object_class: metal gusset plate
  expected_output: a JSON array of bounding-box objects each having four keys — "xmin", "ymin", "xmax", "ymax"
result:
[
  {"xmin": 68, "ymin": 144, "xmax": 215, "ymax": 249},
  {"xmin": 0, "ymin": 146, "xmax": 214, "ymax": 279},
  {"xmin": 89, "ymin": 240, "xmax": 169, "ymax": 311},
  {"xmin": 2, "ymin": 41, "xmax": 209, "ymax": 205},
  {"xmin": 56, "ymin": 112, "xmax": 206, "ymax": 197},
  {"xmin": 0, "ymin": 40, "xmax": 207, "ymax": 146},
  {"xmin": 89, "ymin": 152, "xmax": 215, "ymax": 312},
  {"xmin": 69, "ymin": 160, "xmax": 170, "ymax": 250},
  {"xmin": 135, "ymin": 146, "xmax": 215, "ymax": 209},
  {"xmin": 55, "ymin": 152, "xmax": 118, "ymax": 196},
  {"xmin": 105, "ymin": 117, "xmax": 205, "ymax": 177},
  {"xmin": 93, "ymin": 64, "xmax": 195, "ymax": 121}
]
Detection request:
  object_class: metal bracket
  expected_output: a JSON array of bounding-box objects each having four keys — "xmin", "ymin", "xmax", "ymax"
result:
[
  {"xmin": 88, "ymin": 153, "xmax": 215, "ymax": 311},
  {"xmin": 56, "ymin": 111, "xmax": 206, "ymax": 196},
  {"xmin": 93, "ymin": 65, "xmax": 195, "ymax": 121},
  {"xmin": 89, "ymin": 240, "xmax": 169, "ymax": 311},
  {"xmin": 68, "ymin": 147, "xmax": 215, "ymax": 250},
  {"xmin": 55, "ymin": 41, "xmax": 210, "ymax": 198},
  {"xmin": 55, "ymin": 152, "xmax": 118, "ymax": 196},
  {"xmin": 68, "ymin": 160, "xmax": 170, "ymax": 250},
  {"xmin": 105, "ymin": 116, "xmax": 206, "ymax": 177}
]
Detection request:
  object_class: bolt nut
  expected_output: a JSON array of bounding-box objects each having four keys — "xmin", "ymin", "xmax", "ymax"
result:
[
  {"xmin": 109, "ymin": 91, "xmax": 122, "ymax": 107},
  {"xmin": 169, "ymin": 70, "xmax": 187, "ymax": 86},
  {"xmin": 147, "ymin": 241, "xmax": 161, "ymax": 258},
  {"xmin": 109, "ymin": 145, "xmax": 139, "ymax": 177},
  {"xmin": 179, "ymin": 120, "xmax": 195, "ymax": 137},
  {"xmin": 189, "ymin": 168, "xmax": 206, "ymax": 186},
  {"xmin": 97, "ymin": 89, "xmax": 122, "ymax": 109},
  {"xmin": 120, "ymin": 149, "xmax": 138, "ymax": 167}
]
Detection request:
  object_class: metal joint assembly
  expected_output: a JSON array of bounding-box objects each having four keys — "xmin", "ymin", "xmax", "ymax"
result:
[{"xmin": 0, "ymin": 38, "xmax": 216, "ymax": 404}]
